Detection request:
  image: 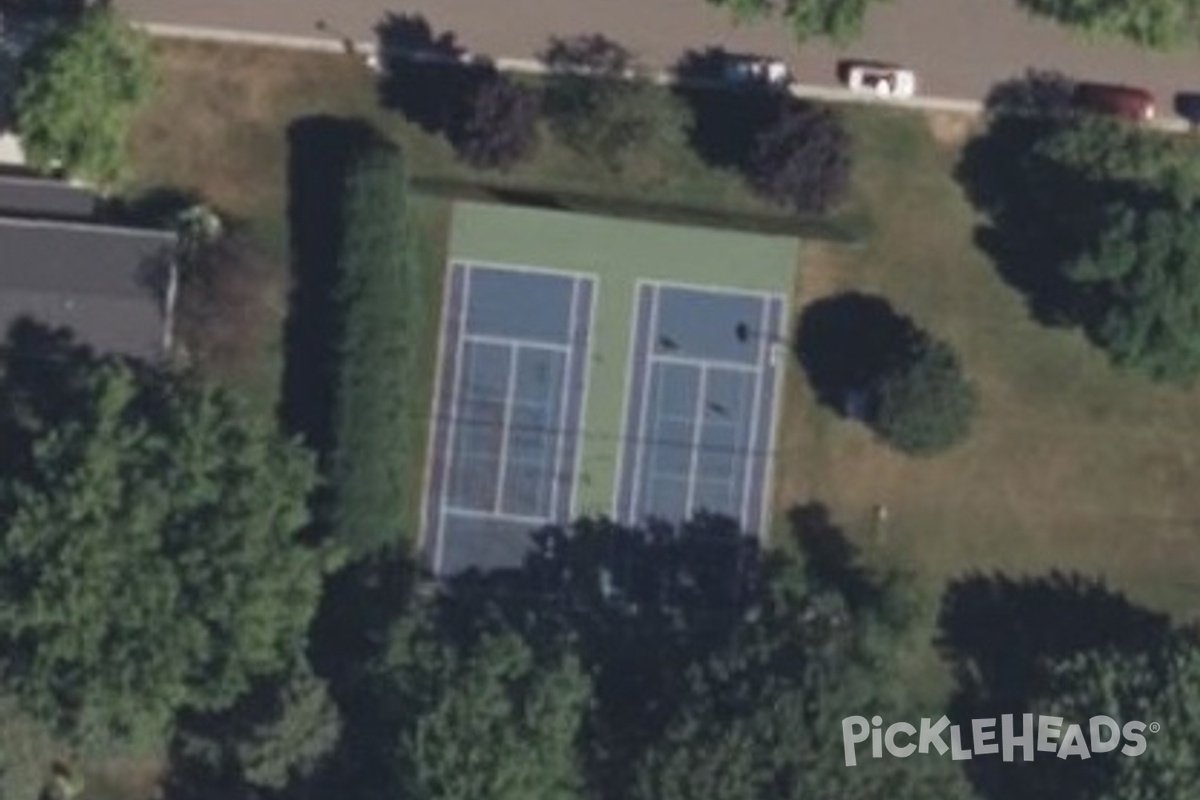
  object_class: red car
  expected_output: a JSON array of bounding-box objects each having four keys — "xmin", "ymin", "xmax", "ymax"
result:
[{"xmin": 1074, "ymin": 82, "xmax": 1156, "ymax": 121}]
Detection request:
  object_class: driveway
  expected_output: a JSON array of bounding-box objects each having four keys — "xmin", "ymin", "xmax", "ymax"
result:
[{"xmin": 118, "ymin": 0, "xmax": 1200, "ymax": 117}]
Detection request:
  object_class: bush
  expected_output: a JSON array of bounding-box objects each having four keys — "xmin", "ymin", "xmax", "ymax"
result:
[
  {"xmin": 451, "ymin": 73, "xmax": 540, "ymax": 170},
  {"xmin": 15, "ymin": 7, "xmax": 154, "ymax": 185},
  {"xmin": 745, "ymin": 102, "xmax": 851, "ymax": 214},
  {"xmin": 873, "ymin": 338, "xmax": 977, "ymax": 456},
  {"xmin": 327, "ymin": 140, "xmax": 432, "ymax": 557}
]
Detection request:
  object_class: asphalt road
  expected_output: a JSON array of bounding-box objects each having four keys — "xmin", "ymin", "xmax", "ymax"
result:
[{"xmin": 118, "ymin": 0, "xmax": 1200, "ymax": 118}]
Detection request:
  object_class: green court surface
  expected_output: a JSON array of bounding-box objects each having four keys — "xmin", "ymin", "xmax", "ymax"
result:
[{"xmin": 447, "ymin": 201, "xmax": 800, "ymax": 518}]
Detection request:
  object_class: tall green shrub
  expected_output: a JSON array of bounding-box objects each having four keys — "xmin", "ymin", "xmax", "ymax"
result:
[{"xmin": 328, "ymin": 142, "xmax": 430, "ymax": 557}]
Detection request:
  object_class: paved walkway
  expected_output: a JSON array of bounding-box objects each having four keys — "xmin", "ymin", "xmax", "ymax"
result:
[{"xmin": 120, "ymin": 0, "xmax": 1200, "ymax": 123}]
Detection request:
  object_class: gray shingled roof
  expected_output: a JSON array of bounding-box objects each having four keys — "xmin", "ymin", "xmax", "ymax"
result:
[
  {"xmin": 0, "ymin": 175, "xmax": 96, "ymax": 219},
  {"xmin": 0, "ymin": 217, "xmax": 176, "ymax": 360}
]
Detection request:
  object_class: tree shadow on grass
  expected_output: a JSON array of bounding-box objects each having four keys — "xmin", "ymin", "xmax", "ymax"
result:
[
  {"xmin": 280, "ymin": 116, "xmax": 386, "ymax": 461},
  {"xmin": 937, "ymin": 571, "xmax": 1171, "ymax": 800},
  {"xmin": 794, "ymin": 292, "xmax": 922, "ymax": 417}
]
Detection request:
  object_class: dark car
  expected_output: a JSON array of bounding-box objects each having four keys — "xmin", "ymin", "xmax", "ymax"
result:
[{"xmin": 1074, "ymin": 82, "xmax": 1156, "ymax": 121}]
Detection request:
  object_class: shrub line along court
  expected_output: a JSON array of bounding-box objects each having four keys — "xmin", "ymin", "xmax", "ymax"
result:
[{"xmin": 422, "ymin": 202, "xmax": 798, "ymax": 574}]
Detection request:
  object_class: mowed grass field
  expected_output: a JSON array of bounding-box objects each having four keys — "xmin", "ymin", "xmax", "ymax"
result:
[{"xmin": 775, "ymin": 107, "xmax": 1200, "ymax": 615}]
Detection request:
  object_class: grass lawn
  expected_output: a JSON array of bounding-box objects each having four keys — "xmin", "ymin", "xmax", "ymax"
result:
[
  {"xmin": 127, "ymin": 34, "xmax": 1200, "ymax": 708},
  {"xmin": 130, "ymin": 37, "xmax": 1200, "ymax": 619},
  {"xmin": 774, "ymin": 106, "xmax": 1200, "ymax": 618},
  {"xmin": 128, "ymin": 38, "xmax": 845, "ymax": 404}
]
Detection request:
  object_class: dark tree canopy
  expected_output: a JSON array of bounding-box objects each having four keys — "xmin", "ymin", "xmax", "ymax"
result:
[
  {"xmin": 365, "ymin": 600, "xmax": 590, "ymax": 800},
  {"xmin": 873, "ymin": 337, "xmax": 977, "ymax": 455},
  {"xmin": 0, "ymin": 340, "xmax": 332, "ymax": 751},
  {"xmin": 451, "ymin": 72, "xmax": 540, "ymax": 171},
  {"xmin": 746, "ymin": 102, "xmax": 851, "ymax": 214},
  {"xmin": 1014, "ymin": 0, "xmax": 1200, "ymax": 49},
  {"xmin": 1065, "ymin": 200, "xmax": 1200, "ymax": 383},
  {"xmin": 959, "ymin": 108, "xmax": 1200, "ymax": 383}
]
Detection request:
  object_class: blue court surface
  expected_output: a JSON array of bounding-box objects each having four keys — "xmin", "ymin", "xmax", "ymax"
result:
[
  {"xmin": 424, "ymin": 262, "xmax": 593, "ymax": 574},
  {"xmin": 615, "ymin": 283, "xmax": 785, "ymax": 534}
]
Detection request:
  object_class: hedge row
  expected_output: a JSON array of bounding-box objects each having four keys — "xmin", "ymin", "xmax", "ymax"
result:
[{"xmin": 327, "ymin": 142, "xmax": 434, "ymax": 558}]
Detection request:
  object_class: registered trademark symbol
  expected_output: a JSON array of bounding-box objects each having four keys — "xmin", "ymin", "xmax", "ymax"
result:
[{"xmin": 1149, "ymin": 722, "xmax": 1162, "ymax": 734}]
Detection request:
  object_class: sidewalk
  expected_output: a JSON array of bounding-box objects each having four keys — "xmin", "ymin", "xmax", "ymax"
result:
[{"xmin": 119, "ymin": 0, "xmax": 1200, "ymax": 122}]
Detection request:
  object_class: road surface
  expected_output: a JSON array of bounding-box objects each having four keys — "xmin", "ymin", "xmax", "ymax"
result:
[{"xmin": 118, "ymin": 0, "xmax": 1200, "ymax": 119}]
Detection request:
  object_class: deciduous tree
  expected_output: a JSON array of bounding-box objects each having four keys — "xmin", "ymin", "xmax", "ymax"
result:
[
  {"xmin": 873, "ymin": 337, "xmax": 977, "ymax": 455},
  {"xmin": 451, "ymin": 73, "xmax": 540, "ymax": 171},
  {"xmin": 745, "ymin": 102, "xmax": 851, "ymax": 214},
  {"xmin": 1015, "ymin": 0, "xmax": 1200, "ymax": 49},
  {"xmin": 706, "ymin": 0, "xmax": 891, "ymax": 44},
  {"xmin": 0, "ymin": 344, "xmax": 332, "ymax": 751},
  {"xmin": 1065, "ymin": 200, "xmax": 1200, "ymax": 383},
  {"xmin": 15, "ymin": 8, "xmax": 154, "ymax": 185},
  {"xmin": 366, "ymin": 602, "xmax": 591, "ymax": 800}
]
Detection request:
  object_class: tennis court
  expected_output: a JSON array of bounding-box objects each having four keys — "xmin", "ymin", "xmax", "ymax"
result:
[
  {"xmin": 614, "ymin": 282, "xmax": 785, "ymax": 533},
  {"xmin": 424, "ymin": 262, "xmax": 594, "ymax": 574}
]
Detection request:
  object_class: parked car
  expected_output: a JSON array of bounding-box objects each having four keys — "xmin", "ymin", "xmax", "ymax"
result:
[
  {"xmin": 1074, "ymin": 82, "xmax": 1155, "ymax": 121},
  {"xmin": 721, "ymin": 55, "xmax": 792, "ymax": 89},
  {"xmin": 841, "ymin": 61, "xmax": 917, "ymax": 98}
]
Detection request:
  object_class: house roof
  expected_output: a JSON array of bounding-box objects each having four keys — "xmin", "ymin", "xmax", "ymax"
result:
[
  {"xmin": 0, "ymin": 215, "xmax": 176, "ymax": 360},
  {"xmin": 0, "ymin": 174, "xmax": 95, "ymax": 219}
]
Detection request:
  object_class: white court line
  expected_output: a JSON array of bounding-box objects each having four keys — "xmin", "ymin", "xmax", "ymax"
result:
[
  {"xmin": 741, "ymin": 296, "xmax": 770, "ymax": 528},
  {"xmin": 465, "ymin": 332, "xmax": 571, "ymax": 354},
  {"xmin": 435, "ymin": 264, "xmax": 473, "ymax": 575},
  {"xmin": 649, "ymin": 352, "xmax": 759, "ymax": 374},
  {"xmin": 628, "ymin": 284, "xmax": 662, "ymax": 522},
  {"xmin": 760, "ymin": 298, "xmax": 789, "ymax": 537},
  {"xmin": 418, "ymin": 260, "xmax": 458, "ymax": 567},
  {"xmin": 548, "ymin": 279, "xmax": 578, "ymax": 518},
  {"xmin": 610, "ymin": 280, "xmax": 650, "ymax": 519},
  {"xmin": 493, "ymin": 343, "xmax": 522, "ymax": 515},
  {"xmin": 443, "ymin": 506, "xmax": 551, "ymax": 526},
  {"xmin": 453, "ymin": 257, "xmax": 600, "ymax": 285},
  {"xmin": 683, "ymin": 363, "xmax": 711, "ymax": 517},
  {"xmin": 570, "ymin": 276, "xmax": 598, "ymax": 521},
  {"xmin": 639, "ymin": 277, "xmax": 780, "ymax": 302}
]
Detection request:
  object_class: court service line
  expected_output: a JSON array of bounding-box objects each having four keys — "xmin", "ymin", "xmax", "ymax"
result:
[
  {"xmin": 641, "ymin": 277, "xmax": 780, "ymax": 302},
  {"xmin": 629, "ymin": 283, "xmax": 662, "ymax": 522},
  {"xmin": 549, "ymin": 280, "xmax": 578, "ymax": 518},
  {"xmin": 683, "ymin": 363, "xmax": 711, "ymax": 517},
  {"xmin": 443, "ymin": 506, "xmax": 550, "ymax": 527},
  {"xmin": 649, "ymin": 352, "xmax": 759, "ymax": 374},
  {"xmin": 419, "ymin": 260, "xmax": 459, "ymax": 568},
  {"xmin": 465, "ymin": 332, "xmax": 572, "ymax": 355},
  {"xmin": 436, "ymin": 264, "xmax": 473, "ymax": 575},
  {"xmin": 454, "ymin": 257, "xmax": 601, "ymax": 285},
  {"xmin": 568, "ymin": 276, "xmax": 598, "ymax": 520},
  {"xmin": 741, "ymin": 297, "xmax": 770, "ymax": 527},
  {"xmin": 493, "ymin": 344, "xmax": 522, "ymax": 515},
  {"xmin": 611, "ymin": 280, "xmax": 650, "ymax": 520}
]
